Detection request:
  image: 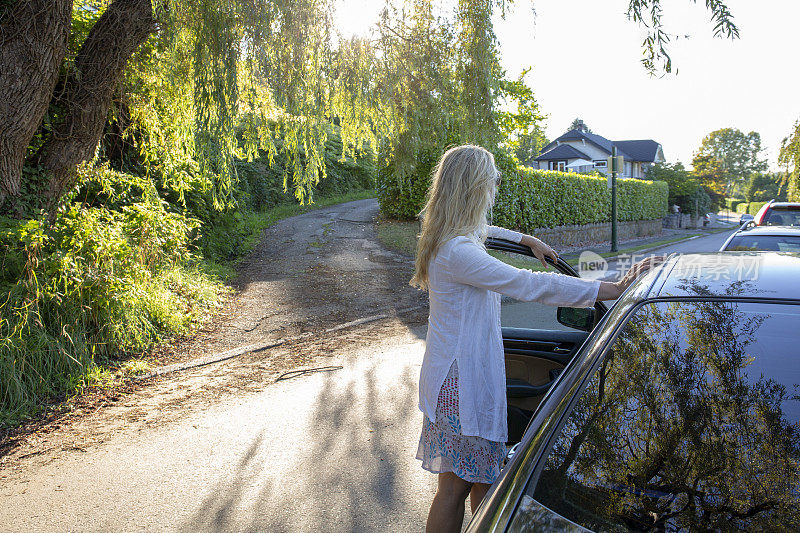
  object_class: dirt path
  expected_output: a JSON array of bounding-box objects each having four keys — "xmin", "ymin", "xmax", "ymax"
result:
[
  {"xmin": 0, "ymin": 198, "xmax": 428, "ymax": 464},
  {"xmin": 162, "ymin": 198, "xmax": 426, "ymax": 365}
]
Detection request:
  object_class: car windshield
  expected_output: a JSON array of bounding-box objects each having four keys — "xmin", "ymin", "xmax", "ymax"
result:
[
  {"xmin": 514, "ymin": 300, "xmax": 800, "ymax": 532},
  {"xmin": 726, "ymin": 234, "xmax": 800, "ymax": 252},
  {"xmin": 764, "ymin": 208, "xmax": 800, "ymax": 226}
]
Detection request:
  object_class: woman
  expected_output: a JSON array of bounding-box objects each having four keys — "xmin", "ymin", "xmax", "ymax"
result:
[{"xmin": 412, "ymin": 145, "xmax": 659, "ymax": 532}]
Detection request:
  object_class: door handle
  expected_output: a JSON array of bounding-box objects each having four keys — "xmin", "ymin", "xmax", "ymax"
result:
[{"xmin": 553, "ymin": 345, "xmax": 572, "ymax": 354}]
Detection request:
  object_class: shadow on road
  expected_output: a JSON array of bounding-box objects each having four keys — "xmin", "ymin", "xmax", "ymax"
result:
[{"xmin": 181, "ymin": 357, "xmax": 422, "ymax": 532}]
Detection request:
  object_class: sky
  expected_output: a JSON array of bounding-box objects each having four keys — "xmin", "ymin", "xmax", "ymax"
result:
[{"xmin": 334, "ymin": 0, "xmax": 800, "ymax": 170}]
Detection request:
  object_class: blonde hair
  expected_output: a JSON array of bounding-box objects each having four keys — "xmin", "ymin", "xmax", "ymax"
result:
[{"xmin": 410, "ymin": 145, "xmax": 499, "ymax": 290}]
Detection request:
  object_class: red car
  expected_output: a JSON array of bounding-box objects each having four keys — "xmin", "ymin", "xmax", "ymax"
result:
[{"xmin": 754, "ymin": 201, "xmax": 800, "ymax": 226}]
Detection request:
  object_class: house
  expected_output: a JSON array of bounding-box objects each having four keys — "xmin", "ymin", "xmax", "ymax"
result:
[{"xmin": 532, "ymin": 128, "xmax": 665, "ymax": 179}]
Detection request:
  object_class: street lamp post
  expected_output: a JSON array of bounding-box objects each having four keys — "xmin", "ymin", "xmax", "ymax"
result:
[{"xmin": 611, "ymin": 146, "xmax": 618, "ymax": 252}]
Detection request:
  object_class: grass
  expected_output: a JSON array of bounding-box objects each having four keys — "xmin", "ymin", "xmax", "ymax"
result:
[{"xmin": 376, "ymin": 218, "xmax": 419, "ymax": 257}]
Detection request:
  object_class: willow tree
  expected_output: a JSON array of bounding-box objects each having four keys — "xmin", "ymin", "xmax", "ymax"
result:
[
  {"xmin": 0, "ymin": 0, "xmax": 740, "ymax": 215},
  {"xmin": 780, "ymin": 121, "xmax": 800, "ymax": 201}
]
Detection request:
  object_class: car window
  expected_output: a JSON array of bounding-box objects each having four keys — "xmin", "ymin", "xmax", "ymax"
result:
[
  {"xmin": 726, "ymin": 234, "xmax": 800, "ymax": 252},
  {"xmin": 519, "ymin": 300, "xmax": 800, "ymax": 531},
  {"xmin": 490, "ymin": 250, "xmax": 593, "ymax": 331},
  {"xmin": 765, "ymin": 209, "xmax": 800, "ymax": 226}
]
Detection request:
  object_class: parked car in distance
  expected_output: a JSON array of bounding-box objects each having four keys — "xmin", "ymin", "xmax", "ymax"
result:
[
  {"xmin": 721, "ymin": 224, "xmax": 800, "ymax": 252},
  {"xmin": 739, "ymin": 213, "xmax": 754, "ymax": 226},
  {"xmin": 468, "ymin": 245, "xmax": 800, "ymax": 533},
  {"xmin": 754, "ymin": 200, "xmax": 800, "ymax": 226}
]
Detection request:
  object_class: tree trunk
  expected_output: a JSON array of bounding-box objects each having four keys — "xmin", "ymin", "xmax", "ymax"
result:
[
  {"xmin": 37, "ymin": 0, "xmax": 155, "ymax": 202},
  {"xmin": 0, "ymin": 1, "xmax": 73, "ymax": 203}
]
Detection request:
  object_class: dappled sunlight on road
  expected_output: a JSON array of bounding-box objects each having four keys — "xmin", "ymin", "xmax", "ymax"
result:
[{"xmin": 176, "ymin": 331, "xmax": 431, "ymax": 532}]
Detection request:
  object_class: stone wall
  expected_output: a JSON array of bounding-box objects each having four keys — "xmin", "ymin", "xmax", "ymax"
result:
[
  {"xmin": 531, "ymin": 219, "xmax": 662, "ymax": 249},
  {"xmin": 662, "ymin": 213, "xmax": 713, "ymax": 229}
]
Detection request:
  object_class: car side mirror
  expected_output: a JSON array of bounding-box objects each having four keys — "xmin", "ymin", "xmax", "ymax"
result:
[{"xmin": 557, "ymin": 307, "xmax": 595, "ymax": 332}]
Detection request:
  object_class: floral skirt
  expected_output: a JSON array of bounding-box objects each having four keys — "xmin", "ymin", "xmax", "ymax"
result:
[{"xmin": 416, "ymin": 363, "xmax": 506, "ymax": 484}]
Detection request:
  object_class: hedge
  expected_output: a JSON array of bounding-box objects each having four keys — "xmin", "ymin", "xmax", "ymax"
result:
[
  {"xmin": 492, "ymin": 167, "xmax": 668, "ymax": 232},
  {"xmin": 736, "ymin": 202, "xmax": 749, "ymax": 214},
  {"xmin": 725, "ymin": 198, "xmax": 744, "ymax": 212},
  {"xmin": 748, "ymin": 201, "xmax": 768, "ymax": 216}
]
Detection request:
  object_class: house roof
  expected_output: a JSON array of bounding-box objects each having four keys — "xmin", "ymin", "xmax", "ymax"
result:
[
  {"xmin": 534, "ymin": 143, "xmax": 592, "ymax": 161},
  {"xmin": 540, "ymin": 129, "xmax": 625, "ymax": 158},
  {"xmin": 540, "ymin": 128, "xmax": 663, "ymax": 163},
  {"xmin": 613, "ymin": 140, "xmax": 662, "ymax": 162}
]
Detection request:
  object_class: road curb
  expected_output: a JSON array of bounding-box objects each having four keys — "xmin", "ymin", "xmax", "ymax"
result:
[{"xmin": 132, "ymin": 304, "xmax": 427, "ymax": 380}]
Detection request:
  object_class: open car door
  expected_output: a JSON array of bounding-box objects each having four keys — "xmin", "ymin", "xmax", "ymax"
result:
[{"xmin": 485, "ymin": 237, "xmax": 608, "ymax": 444}]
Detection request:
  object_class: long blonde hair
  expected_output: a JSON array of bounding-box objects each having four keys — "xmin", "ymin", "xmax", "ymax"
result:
[{"xmin": 410, "ymin": 145, "xmax": 499, "ymax": 290}]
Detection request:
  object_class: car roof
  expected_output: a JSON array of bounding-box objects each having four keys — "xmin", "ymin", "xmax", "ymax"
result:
[
  {"xmin": 640, "ymin": 252, "xmax": 800, "ymax": 300},
  {"xmin": 766, "ymin": 202, "xmax": 800, "ymax": 209},
  {"xmin": 734, "ymin": 225, "xmax": 800, "ymax": 236}
]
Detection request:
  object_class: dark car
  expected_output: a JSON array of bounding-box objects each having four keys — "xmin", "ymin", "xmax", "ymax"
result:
[
  {"xmin": 754, "ymin": 200, "xmax": 800, "ymax": 226},
  {"xmin": 721, "ymin": 224, "xmax": 800, "ymax": 252},
  {"xmin": 469, "ymin": 241, "xmax": 800, "ymax": 532},
  {"xmin": 738, "ymin": 213, "xmax": 754, "ymax": 226}
]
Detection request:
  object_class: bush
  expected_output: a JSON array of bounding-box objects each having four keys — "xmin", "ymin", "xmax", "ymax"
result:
[
  {"xmin": 725, "ymin": 198, "xmax": 744, "ymax": 212},
  {"xmin": 492, "ymin": 168, "xmax": 668, "ymax": 232},
  {"xmin": 645, "ymin": 162, "xmax": 697, "ymax": 213},
  {"xmin": 736, "ymin": 202, "xmax": 750, "ymax": 214},
  {"xmin": 1, "ymin": 165, "xmax": 224, "ymax": 426},
  {"xmin": 376, "ymin": 149, "xmax": 440, "ymax": 220},
  {"xmin": 748, "ymin": 201, "xmax": 768, "ymax": 216},
  {"xmin": 685, "ymin": 186, "xmax": 712, "ymax": 217}
]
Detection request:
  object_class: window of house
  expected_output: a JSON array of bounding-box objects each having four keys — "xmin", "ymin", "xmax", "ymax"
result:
[{"xmin": 557, "ymin": 161, "xmax": 566, "ymax": 172}]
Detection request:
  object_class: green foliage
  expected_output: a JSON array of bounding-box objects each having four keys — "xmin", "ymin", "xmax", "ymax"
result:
[
  {"xmin": 724, "ymin": 198, "xmax": 744, "ymax": 211},
  {"xmin": 373, "ymin": 0, "xmax": 540, "ymax": 220},
  {"xmin": 200, "ymin": 126, "xmax": 376, "ymax": 261},
  {"xmin": 646, "ymin": 161, "xmax": 714, "ymax": 216},
  {"xmin": 692, "ymin": 128, "xmax": 768, "ymax": 197},
  {"xmin": 646, "ymin": 162, "xmax": 699, "ymax": 212},
  {"xmin": 499, "ymin": 69, "xmax": 548, "ymax": 166},
  {"xmin": 779, "ymin": 120, "xmax": 800, "ymax": 201},
  {"xmin": 744, "ymin": 172, "xmax": 787, "ymax": 203},
  {"xmin": 686, "ymin": 186, "xmax": 712, "ymax": 217},
  {"xmin": 376, "ymin": 149, "xmax": 441, "ymax": 220},
  {"xmin": 748, "ymin": 201, "xmax": 768, "ymax": 216},
  {"xmin": 734, "ymin": 200, "xmax": 769, "ymax": 217},
  {"xmin": 568, "ymin": 118, "xmax": 591, "ymax": 133},
  {"xmin": 492, "ymin": 168, "xmax": 668, "ymax": 232},
  {"xmin": 0, "ymin": 165, "xmax": 225, "ymax": 426},
  {"xmin": 627, "ymin": 0, "xmax": 738, "ymax": 73}
]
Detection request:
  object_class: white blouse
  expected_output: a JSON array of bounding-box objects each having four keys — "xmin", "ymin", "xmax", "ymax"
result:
[{"xmin": 418, "ymin": 226, "xmax": 601, "ymax": 443}]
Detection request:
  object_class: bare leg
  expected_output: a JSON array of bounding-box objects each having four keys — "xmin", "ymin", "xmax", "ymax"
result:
[
  {"xmin": 426, "ymin": 472, "xmax": 473, "ymax": 533},
  {"xmin": 469, "ymin": 482, "xmax": 491, "ymax": 514}
]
